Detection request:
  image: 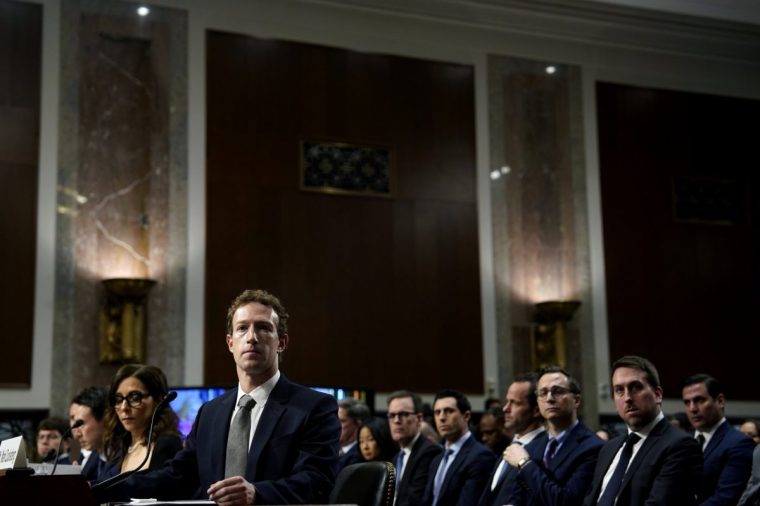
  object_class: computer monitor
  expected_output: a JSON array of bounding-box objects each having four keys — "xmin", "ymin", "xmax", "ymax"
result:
[{"xmin": 170, "ymin": 386, "xmax": 230, "ymax": 437}]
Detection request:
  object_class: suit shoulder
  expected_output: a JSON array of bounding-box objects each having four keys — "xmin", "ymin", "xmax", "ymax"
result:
[{"xmin": 280, "ymin": 379, "xmax": 338, "ymax": 407}]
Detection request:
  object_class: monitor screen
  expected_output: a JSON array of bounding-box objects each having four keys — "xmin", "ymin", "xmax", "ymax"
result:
[{"xmin": 170, "ymin": 387, "xmax": 230, "ymax": 437}]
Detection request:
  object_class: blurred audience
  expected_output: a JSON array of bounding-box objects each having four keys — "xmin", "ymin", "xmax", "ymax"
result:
[
  {"xmin": 69, "ymin": 386, "xmax": 108, "ymax": 480},
  {"xmin": 741, "ymin": 420, "xmax": 760, "ymax": 445},
  {"xmin": 35, "ymin": 417, "xmax": 72, "ymax": 463},
  {"xmin": 478, "ymin": 407, "xmax": 510, "ymax": 455}
]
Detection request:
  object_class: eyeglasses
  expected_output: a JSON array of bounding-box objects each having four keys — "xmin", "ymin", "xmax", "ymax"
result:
[
  {"xmin": 387, "ymin": 411, "xmax": 415, "ymax": 421},
  {"xmin": 536, "ymin": 386, "xmax": 573, "ymax": 400},
  {"xmin": 112, "ymin": 391, "xmax": 152, "ymax": 408}
]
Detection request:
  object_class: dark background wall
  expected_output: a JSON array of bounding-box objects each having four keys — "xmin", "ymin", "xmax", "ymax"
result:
[
  {"xmin": 205, "ymin": 31, "xmax": 483, "ymax": 392},
  {"xmin": 598, "ymin": 82, "xmax": 760, "ymax": 400},
  {"xmin": 0, "ymin": 1, "xmax": 41, "ymax": 387}
]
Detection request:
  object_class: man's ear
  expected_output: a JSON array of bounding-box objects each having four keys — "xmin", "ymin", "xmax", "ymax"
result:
[
  {"xmin": 277, "ymin": 333, "xmax": 289, "ymax": 353},
  {"xmin": 226, "ymin": 334, "xmax": 234, "ymax": 352}
]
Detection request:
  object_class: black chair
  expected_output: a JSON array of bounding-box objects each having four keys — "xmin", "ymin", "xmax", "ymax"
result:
[{"xmin": 329, "ymin": 461, "xmax": 396, "ymax": 506}]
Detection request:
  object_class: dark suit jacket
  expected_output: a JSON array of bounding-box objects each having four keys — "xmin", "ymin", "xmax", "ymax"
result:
[
  {"xmin": 422, "ymin": 434, "xmax": 495, "ymax": 506},
  {"xmin": 478, "ymin": 431, "xmax": 548, "ymax": 506},
  {"xmin": 738, "ymin": 445, "xmax": 760, "ymax": 506},
  {"xmin": 79, "ymin": 450, "xmax": 104, "ymax": 482},
  {"xmin": 97, "ymin": 434, "xmax": 184, "ymax": 481},
  {"xmin": 95, "ymin": 375, "xmax": 340, "ymax": 505},
  {"xmin": 336, "ymin": 442, "xmax": 363, "ymax": 473},
  {"xmin": 697, "ymin": 422, "xmax": 755, "ymax": 506},
  {"xmin": 396, "ymin": 435, "xmax": 443, "ymax": 506},
  {"xmin": 583, "ymin": 417, "xmax": 703, "ymax": 506},
  {"xmin": 510, "ymin": 421, "xmax": 603, "ymax": 506}
]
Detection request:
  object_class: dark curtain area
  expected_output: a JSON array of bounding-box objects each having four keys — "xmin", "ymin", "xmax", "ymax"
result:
[
  {"xmin": 598, "ymin": 82, "xmax": 760, "ymax": 400},
  {"xmin": 205, "ymin": 31, "xmax": 482, "ymax": 392}
]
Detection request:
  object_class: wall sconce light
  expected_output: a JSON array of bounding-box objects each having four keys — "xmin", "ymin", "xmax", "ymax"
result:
[
  {"xmin": 530, "ymin": 300, "xmax": 581, "ymax": 369},
  {"xmin": 99, "ymin": 278, "xmax": 156, "ymax": 363}
]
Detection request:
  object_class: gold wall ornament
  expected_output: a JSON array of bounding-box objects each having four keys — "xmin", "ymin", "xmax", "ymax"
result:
[
  {"xmin": 99, "ymin": 278, "xmax": 156, "ymax": 363},
  {"xmin": 530, "ymin": 300, "xmax": 581, "ymax": 370}
]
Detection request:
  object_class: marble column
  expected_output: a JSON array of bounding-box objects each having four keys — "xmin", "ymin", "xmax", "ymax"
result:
[
  {"xmin": 52, "ymin": 0, "xmax": 187, "ymax": 414},
  {"xmin": 488, "ymin": 56, "xmax": 597, "ymax": 421}
]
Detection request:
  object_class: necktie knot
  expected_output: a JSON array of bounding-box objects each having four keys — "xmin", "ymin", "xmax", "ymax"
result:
[
  {"xmin": 626, "ymin": 432, "xmax": 641, "ymax": 447},
  {"xmin": 238, "ymin": 394, "xmax": 255, "ymax": 410},
  {"xmin": 696, "ymin": 433, "xmax": 706, "ymax": 449}
]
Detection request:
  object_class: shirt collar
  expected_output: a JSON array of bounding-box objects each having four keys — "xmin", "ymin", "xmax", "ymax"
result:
[
  {"xmin": 445, "ymin": 430, "xmax": 472, "ymax": 452},
  {"xmin": 628, "ymin": 410, "xmax": 665, "ymax": 438},
  {"xmin": 237, "ymin": 369, "xmax": 280, "ymax": 405},
  {"xmin": 697, "ymin": 417, "xmax": 726, "ymax": 444},
  {"xmin": 514, "ymin": 426, "xmax": 546, "ymax": 446},
  {"xmin": 548, "ymin": 419, "xmax": 578, "ymax": 443},
  {"xmin": 401, "ymin": 432, "xmax": 421, "ymax": 452}
]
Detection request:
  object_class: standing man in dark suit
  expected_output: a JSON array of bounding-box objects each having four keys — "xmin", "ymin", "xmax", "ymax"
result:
[
  {"xmin": 423, "ymin": 389, "xmax": 495, "ymax": 506},
  {"xmin": 682, "ymin": 373, "xmax": 754, "ymax": 505},
  {"xmin": 388, "ymin": 390, "xmax": 443, "ymax": 506},
  {"xmin": 503, "ymin": 366, "xmax": 603, "ymax": 505},
  {"xmin": 95, "ymin": 289, "xmax": 341, "ymax": 505},
  {"xmin": 584, "ymin": 355, "xmax": 702, "ymax": 506},
  {"xmin": 69, "ymin": 386, "xmax": 108, "ymax": 481},
  {"xmin": 479, "ymin": 372, "xmax": 547, "ymax": 506}
]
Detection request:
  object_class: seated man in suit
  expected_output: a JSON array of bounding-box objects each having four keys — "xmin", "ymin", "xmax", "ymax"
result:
[
  {"xmin": 336, "ymin": 397, "xmax": 370, "ymax": 472},
  {"xmin": 682, "ymin": 374, "xmax": 754, "ymax": 505},
  {"xmin": 583, "ymin": 355, "xmax": 703, "ymax": 506},
  {"xmin": 479, "ymin": 372, "xmax": 547, "ymax": 506},
  {"xmin": 388, "ymin": 390, "xmax": 443, "ymax": 506},
  {"xmin": 95, "ymin": 289, "xmax": 341, "ymax": 505},
  {"xmin": 69, "ymin": 386, "xmax": 108, "ymax": 481},
  {"xmin": 423, "ymin": 389, "xmax": 495, "ymax": 506},
  {"xmin": 504, "ymin": 366, "xmax": 603, "ymax": 505}
]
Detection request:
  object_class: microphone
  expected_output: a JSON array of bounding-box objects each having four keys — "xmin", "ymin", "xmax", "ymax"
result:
[
  {"xmin": 50, "ymin": 419, "xmax": 85, "ymax": 475},
  {"xmin": 92, "ymin": 391, "xmax": 177, "ymax": 492}
]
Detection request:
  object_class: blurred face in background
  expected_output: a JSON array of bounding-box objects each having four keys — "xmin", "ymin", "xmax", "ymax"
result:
[
  {"xmin": 37, "ymin": 430, "xmax": 63, "ymax": 459},
  {"xmin": 358, "ymin": 426, "xmax": 381, "ymax": 461},
  {"xmin": 388, "ymin": 397, "xmax": 422, "ymax": 447},
  {"xmin": 69, "ymin": 403, "xmax": 104, "ymax": 452}
]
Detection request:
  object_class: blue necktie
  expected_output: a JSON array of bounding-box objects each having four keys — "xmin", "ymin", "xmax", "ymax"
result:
[
  {"xmin": 395, "ymin": 450, "xmax": 405, "ymax": 478},
  {"xmin": 597, "ymin": 433, "xmax": 641, "ymax": 506},
  {"xmin": 543, "ymin": 437, "xmax": 559, "ymax": 467},
  {"xmin": 432, "ymin": 448, "xmax": 454, "ymax": 506}
]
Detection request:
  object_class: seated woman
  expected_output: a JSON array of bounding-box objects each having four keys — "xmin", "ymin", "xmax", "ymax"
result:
[
  {"xmin": 358, "ymin": 417, "xmax": 397, "ymax": 463},
  {"xmin": 98, "ymin": 364, "xmax": 183, "ymax": 481}
]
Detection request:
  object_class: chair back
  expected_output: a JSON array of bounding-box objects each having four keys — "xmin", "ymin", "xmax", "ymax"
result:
[{"xmin": 329, "ymin": 461, "xmax": 396, "ymax": 506}]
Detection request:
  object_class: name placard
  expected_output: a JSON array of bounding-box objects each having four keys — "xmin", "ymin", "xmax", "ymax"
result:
[{"xmin": 0, "ymin": 435, "xmax": 27, "ymax": 470}]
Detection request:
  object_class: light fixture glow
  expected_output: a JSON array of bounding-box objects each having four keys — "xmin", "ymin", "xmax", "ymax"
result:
[
  {"xmin": 545, "ymin": 65, "xmax": 557, "ymax": 75},
  {"xmin": 500, "ymin": 165, "xmax": 511, "ymax": 174},
  {"xmin": 137, "ymin": 6, "xmax": 150, "ymax": 16},
  {"xmin": 489, "ymin": 170, "xmax": 501, "ymax": 180}
]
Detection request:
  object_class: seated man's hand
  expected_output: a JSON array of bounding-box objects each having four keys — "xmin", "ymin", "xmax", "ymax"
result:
[
  {"xmin": 503, "ymin": 442, "xmax": 529, "ymax": 466},
  {"xmin": 207, "ymin": 476, "xmax": 256, "ymax": 505}
]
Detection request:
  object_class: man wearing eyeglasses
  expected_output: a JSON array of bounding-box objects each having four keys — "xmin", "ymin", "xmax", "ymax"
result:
[
  {"xmin": 387, "ymin": 390, "xmax": 443, "ymax": 506},
  {"xmin": 504, "ymin": 366, "xmax": 603, "ymax": 505}
]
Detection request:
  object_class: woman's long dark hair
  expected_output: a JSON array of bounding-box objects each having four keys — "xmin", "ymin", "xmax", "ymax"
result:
[
  {"xmin": 360, "ymin": 417, "xmax": 397, "ymax": 462},
  {"xmin": 103, "ymin": 364, "xmax": 180, "ymax": 463}
]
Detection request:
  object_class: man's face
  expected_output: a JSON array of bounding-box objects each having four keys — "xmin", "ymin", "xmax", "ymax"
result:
[
  {"xmin": 433, "ymin": 396, "xmax": 470, "ymax": 443},
  {"xmin": 338, "ymin": 407, "xmax": 360, "ymax": 446},
  {"xmin": 69, "ymin": 403, "xmax": 104, "ymax": 451},
  {"xmin": 740, "ymin": 421, "xmax": 760, "ymax": 444},
  {"xmin": 37, "ymin": 429, "xmax": 62, "ymax": 459},
  {"xmin": 612, "ymin": 366, "xmax": 663, "ymax": 431},
  {"xmin": 478, "ymin": 414, "xmax": 505, "ymax": 449},
  {"xmin": 682, "ymin": 383, "xmax": 724, "ymax": 431},
  {"xmin": 387, "ymin": 397, "xmax": 421, "ymax": 447},
  {"xmin": 503, "ymin": 381, "xmax": 540, "ymax": 436},
  {"xmin": 537, "ymin": 372, "xmax": 579, "ymax": 429},
  {"xmin": 226, "ymin": 302, "xmax": 288, "ymax": 382}
]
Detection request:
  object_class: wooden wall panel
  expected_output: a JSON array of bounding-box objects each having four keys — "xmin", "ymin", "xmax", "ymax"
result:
[
  {"xmin": 597, "ymin": 82, "xmax": 760, "ymax": 400},
  {"xmin": 205, "ymin": 31, "xmax": 482, "ymax": 393},
  {"xmin": 0, "ymin": 0, "xmax": 41, "ymax": 387}
]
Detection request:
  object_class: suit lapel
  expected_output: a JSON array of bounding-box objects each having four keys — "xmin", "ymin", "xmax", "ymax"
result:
[
  {"xmin": 247, "ymin": 378, "xmax": 288, "ymax": 479},
  {"xmin": 592, "ymin": 435, "xmax": 626, "ymax": 500},
  {"xmin": 439, "ymin": 436, "xmax": 472, "ymax": 498},
  {"xmin": 619, "ymin": 418, "xmax": 668, "ymax": 492},
  {"xmin": 212, "ymin": 390, "xmax": 238, "ymax": 480},
  {"xmin": 549, "ymin": 423, "xmax": 582, "ymax": 471},
  {"xmin": 703, "ymin": 422, "xmax": 727, "ymax": 460}
]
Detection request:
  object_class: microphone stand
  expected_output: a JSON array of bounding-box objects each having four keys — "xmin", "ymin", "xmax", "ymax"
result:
[
  {"xmin": 91, "ymin": 391, "xmax": 177, "ymax": 492},
  {"xmin": 50, "ymin": 419, "xmax": 85, "ymax": 476}
]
